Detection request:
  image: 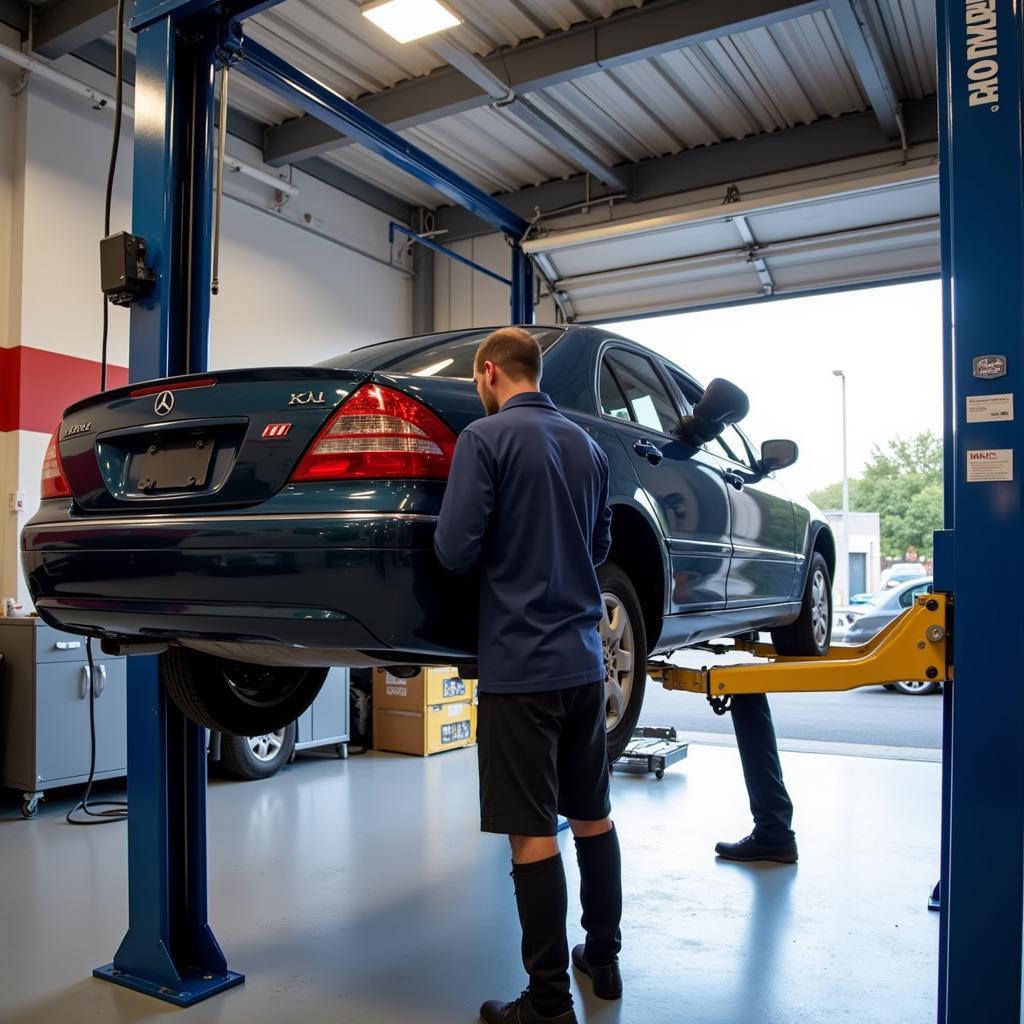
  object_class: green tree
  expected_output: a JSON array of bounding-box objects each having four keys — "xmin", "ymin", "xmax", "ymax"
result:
[{"xmin": 809, "ymin": 431, "xmax": 943, "ymax": 559}]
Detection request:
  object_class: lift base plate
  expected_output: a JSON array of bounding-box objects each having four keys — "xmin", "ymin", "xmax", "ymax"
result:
[{"xmin": 94, "ymin": 963, "xmax": 244, "ymax": 1006}]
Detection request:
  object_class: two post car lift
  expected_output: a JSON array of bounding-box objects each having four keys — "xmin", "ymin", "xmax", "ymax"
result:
[{"xmin": 97, "ymin": 1, "xmax": 1022, "ymax": 1021}]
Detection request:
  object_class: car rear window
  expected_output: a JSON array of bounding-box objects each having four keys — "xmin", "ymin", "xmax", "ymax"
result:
[{"xmin": 321, "ymin": 328, "xmax": 565, "ymax": 379}]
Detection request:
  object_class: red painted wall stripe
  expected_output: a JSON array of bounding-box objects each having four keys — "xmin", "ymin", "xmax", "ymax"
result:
[{"xmin": 0, "ymin": 346, "xmax": 128, "ymax": 434}]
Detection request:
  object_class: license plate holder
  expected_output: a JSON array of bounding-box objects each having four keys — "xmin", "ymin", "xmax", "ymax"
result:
[{"xmin": 131, "ymin": 438, "xmax": 214, "ymax": 492}]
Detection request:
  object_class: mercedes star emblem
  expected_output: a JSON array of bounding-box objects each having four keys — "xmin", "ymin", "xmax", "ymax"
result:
[{"xmin": 154, "ymin": 390, "xmax": 175, "ymax": 416}]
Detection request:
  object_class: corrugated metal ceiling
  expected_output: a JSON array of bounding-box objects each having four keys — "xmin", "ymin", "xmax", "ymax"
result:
[{"xmin": 200, "ymin": 0, "xmax": 937, "ymax": 209}]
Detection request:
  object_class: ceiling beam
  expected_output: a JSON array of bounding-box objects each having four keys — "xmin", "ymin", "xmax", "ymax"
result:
[
  {"xmin": 827, "ymin": 0, "xmax": 904, "ymax": 139},
  {"xmin": 432, "ymin": 95, "xmax": 937, "ymax": 241},
  {"xmin": 429, "ymin": 36, "xmax": 628, "ymax": 191},
  {"xmin": 264, "ymin": 0, "xmax": 827, "ymax": 167},
  {"xmin": 33, "ymin": 0, "xmax": 118, "ymax": 59}
]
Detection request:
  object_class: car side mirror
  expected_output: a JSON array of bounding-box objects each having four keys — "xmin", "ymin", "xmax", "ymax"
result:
[
  {"xmin": 760, "ymin": 439, "xmax": 799, "ymax": 472},
  {"xmin": 678, "ymin": 378, "xmax": 749, "ymax": 444}
]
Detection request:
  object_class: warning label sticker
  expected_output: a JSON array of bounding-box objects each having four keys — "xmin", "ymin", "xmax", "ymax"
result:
[
  {"xmin": 967, "ymin": 394, "xmax": 1014, "ymax": 423},
  {"xmin": 967, "ymin": 448, "xmax": 1013, "ymax": 482}
]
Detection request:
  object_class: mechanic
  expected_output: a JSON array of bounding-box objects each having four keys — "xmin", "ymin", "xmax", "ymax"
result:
[
  {"xmin": 715, "ymin": 694, "xmax": 798, "ymax": 863},
  {"xmin": 434, "ymin": 327, "xmax": 623, "ymax": 1024}
]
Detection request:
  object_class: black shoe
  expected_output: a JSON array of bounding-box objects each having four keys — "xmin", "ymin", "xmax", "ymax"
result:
[
  {"xmin": 572, "ymin": 944, "xmax": 622, "ymax": 1000},
  {"xmin": 479, "ymin": 991, "xmax": 577, "ymax": 1024},
  {"xmin": 715, "ymin": 834, "xmax": 798, "ymax": 864}
]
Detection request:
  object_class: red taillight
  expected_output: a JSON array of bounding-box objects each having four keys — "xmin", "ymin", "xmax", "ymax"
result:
[
  {"xmin": 289, "ymin": 384, "xmax": 457, "ymax": 482},
  {"xmin": 41, "ymin": 428, "xmax": 72, "ymax": 499}
]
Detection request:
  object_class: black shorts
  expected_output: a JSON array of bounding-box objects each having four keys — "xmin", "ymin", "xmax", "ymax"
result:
[{"xmin": 477, "ymin": 681, "xmax": 612, "ymax": 836}]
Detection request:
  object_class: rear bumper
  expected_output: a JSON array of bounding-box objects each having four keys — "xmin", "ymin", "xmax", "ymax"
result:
[{"xmin": 21, "ymin": 509, "xmax": 477, "ymax": 661}]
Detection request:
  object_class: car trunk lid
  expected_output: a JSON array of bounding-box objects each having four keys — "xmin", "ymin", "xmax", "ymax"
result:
[{"xmin": 58, "ymin": 368, "xmax": 369, "ymax": 512}]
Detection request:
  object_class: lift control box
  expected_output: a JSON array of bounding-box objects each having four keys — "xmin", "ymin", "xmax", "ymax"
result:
[{"xmin": 100, "ymin": 232, "xmax": 155, "ymax": 307}]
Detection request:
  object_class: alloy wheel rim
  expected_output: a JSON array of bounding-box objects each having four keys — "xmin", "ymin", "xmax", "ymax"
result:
[
  {"xmin": 247, "ymin": 729, "xmax": 286, "ymax": 762},
  {"xmin": 898, "ymin": 679, "xmax": 933, "ymax": 693},
  {"xmin": 600, "ymin": 592, "xmax": 635, "ymax": 731},
  {"xmin": 810, "ymin": 569, "xmax": 829, "ymax": 648}
]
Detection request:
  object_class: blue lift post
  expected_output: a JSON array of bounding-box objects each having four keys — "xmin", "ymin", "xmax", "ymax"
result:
[
  {"xmin": 936, "ymin": 0, "xmax": 1024, "ymax": 1016},
  {"xmin": 99, "ymin": 0, "xmax": 534, "ymax": 1007},
  {"xmin": 93, "ymin": 1, "xmax": 243, "ymax": 1006}
]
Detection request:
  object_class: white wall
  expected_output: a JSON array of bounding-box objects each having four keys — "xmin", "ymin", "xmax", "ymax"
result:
[
  {"xmin": 0, "ymin": 58, "xmax": 413, "ymax": 608},
  {"xmin": 433, "ymin": 231, "xmax": 557, "ymax": 329},
  {"xmin": 826, "ymin": 510, "xmax": 881, "ymax": 601}
]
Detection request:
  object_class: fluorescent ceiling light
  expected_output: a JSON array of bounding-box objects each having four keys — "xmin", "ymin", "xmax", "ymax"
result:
[{"xmin": 362, "ymin": 0, "xmax": 461, "ymax": 43}]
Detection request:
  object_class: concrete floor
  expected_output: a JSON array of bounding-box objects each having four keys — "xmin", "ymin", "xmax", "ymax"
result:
[{"xmin": 0, "ymin": 743, "xmax": 940, "ymax": 1024}]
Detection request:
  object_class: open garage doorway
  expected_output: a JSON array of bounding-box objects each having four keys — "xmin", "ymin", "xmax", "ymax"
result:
[{"xmin": 612, "ymin": 280, "xmax": 944, "ymax": 760}]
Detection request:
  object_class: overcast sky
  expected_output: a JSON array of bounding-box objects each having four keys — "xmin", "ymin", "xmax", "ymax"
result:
[{"xmin": 608, "ymin": 279, "xmax": 943, "ymax": 499}]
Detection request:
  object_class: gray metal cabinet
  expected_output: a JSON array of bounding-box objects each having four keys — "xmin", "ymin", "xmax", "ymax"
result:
[
  {"xmin": 0, "ymin": 618, "xmax": 127, "ymax": 816},
  {"xmin": 295, "ymin": 667, "xmax": 349, "ymax": 755}
]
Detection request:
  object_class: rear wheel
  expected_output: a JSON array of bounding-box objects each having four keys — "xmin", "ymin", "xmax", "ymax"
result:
[
  {"xmin": 599, "ymin": 561, "xmax": 648, "ymax": 763},
  {"xmin": 162, "ymin": 647, "xmax": 327, "ymax": 735},
  {"xmin": 771, "ymin": 552, "xmax": 832, "ymax": 657},
  {"xmin": 220, "ymin": 722, "xmax": 297, "ymax": 780}
]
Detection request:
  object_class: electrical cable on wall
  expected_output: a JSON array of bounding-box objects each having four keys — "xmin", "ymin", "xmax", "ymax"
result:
[{"xmin": 66, "ymin": 0, "xmax": 129, "ymax": 826}]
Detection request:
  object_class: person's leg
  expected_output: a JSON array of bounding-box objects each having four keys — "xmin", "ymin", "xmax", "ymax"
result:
[
  {"xmin": 558, "ymin": 682, "xmax": 623, "ymax": 998},
  {"xmin": 568, "ymin": 817, "xmax": 621, "ymax": 972},
  {"xmin": 728, "ymin": 692, "xmax": 795, "ymax": 845},
  {"xmin": 478, "ymin": 691, "xmax": 575, "ymax": 1022}
]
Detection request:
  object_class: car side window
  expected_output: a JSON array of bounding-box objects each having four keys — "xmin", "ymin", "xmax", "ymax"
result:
[
  {"xmin": 714, "ymin": 425, "xmax": 755, "ymax": 469},
  {"xmin": 603, "ymin": 350, "xmax": 680, "ymax": 434},
  {"xmin": 599, "ymin": 362, "xmax": 633, "ymax": 421},
  {"xmin": 900, "ymin": 583, "xmax": 929, "ymax": 608}
]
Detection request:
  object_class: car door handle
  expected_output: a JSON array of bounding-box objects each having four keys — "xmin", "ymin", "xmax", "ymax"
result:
[
  {"xmin": 80, "ymin": 665, "xmax": 92, "ymax": 701},
  {"xmin": 633, "ymin": 439, "xmax": 664, "ymax": 465},
  {"xmin": 722, "ymin": 470, "xmax": 745, "ymax": 490},
  {"xmin": 95, "ymin": 664, "xmax": 107, "ymax": 698}
]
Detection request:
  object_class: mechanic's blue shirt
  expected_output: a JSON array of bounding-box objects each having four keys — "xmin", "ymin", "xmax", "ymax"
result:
[{"xmin": 434, "ymin": 391, "xmax": 612, "ymax": 694}]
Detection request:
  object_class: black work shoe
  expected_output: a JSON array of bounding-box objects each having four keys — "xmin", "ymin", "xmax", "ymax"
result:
[
  {"xmin": 715, "ymin": 834, "xmax": 798, "ymax": 864},
  {"xmin": 572, "ymin": 944, "xmax": 622, "ymax": 1000},
  {"xmin": 479, "ymin": 991, "xmax": 577, "ymax": 1024}
]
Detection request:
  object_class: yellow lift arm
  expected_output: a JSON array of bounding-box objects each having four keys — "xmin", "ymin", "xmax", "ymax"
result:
[{"xmin": 648, "ymin": 594, "xmax": 952, "ymax": 701}]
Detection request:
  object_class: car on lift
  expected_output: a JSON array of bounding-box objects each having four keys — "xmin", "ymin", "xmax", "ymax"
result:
[{"xmin": 21, "ymin": 325, "xmax": 835, "ymax": 761}]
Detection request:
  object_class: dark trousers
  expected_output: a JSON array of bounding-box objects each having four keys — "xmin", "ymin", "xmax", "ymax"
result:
[{"xmin": 730, "ymin": 693, "xmax": 794, "ymax": 844}]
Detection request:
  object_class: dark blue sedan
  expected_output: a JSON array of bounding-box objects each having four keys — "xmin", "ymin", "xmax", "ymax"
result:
[{"xmin": 21, "ymin": 325, "xmax": 834, "ymax": 759}]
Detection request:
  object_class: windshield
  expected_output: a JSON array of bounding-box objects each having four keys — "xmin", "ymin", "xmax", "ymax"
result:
[{"xmin": 319, "ymin": 328, "xmax": 565, "ymax": 379}]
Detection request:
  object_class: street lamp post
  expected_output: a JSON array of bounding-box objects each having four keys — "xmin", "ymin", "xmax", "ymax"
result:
[{"xmin": 833, "ymin": 369, "xmax": 849, "ymax": 603}]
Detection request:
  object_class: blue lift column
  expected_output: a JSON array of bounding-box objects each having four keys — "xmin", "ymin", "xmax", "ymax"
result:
[
  {"xmin": 92, "ymin": 1, "xmax": 249, "ymax": 1006},
  {"xmin": 937, "ymin": 0, "xmax": 1024, "ymax": 1016}
]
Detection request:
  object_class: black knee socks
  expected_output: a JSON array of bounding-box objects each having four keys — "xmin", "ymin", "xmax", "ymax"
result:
[
  {"xmin": 574, "ymin": 825, "xmax": 622, "ymax": 965},
  {"xmin": 511, "ymin": 853, "xmax": 572, "ymax": 1016}
]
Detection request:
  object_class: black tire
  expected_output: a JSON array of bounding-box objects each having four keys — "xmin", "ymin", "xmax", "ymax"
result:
[
  {"xmin": 598, "ymin": 561, "xmax": 648, "ymax": 764},
  {"xmin": 220, "ymin": 722, "xmax": 297, "ymax": 780},
  {"xmin": 771, "ymin": 552, "xmax": 832, "ymax": 657},
  {"xmin": 161, "ymin": 647, "xmax": 327, "ymax": 735}
]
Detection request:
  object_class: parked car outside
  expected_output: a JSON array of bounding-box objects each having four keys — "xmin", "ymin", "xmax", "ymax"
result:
[
  {"xmin": 880, "ymin": 562, "xmax": 927, "ymax": 589},
  {"xmin": 21, "ymin": 325, "xmax": 835, "ymax": 760},
  {"xmin": 842, "ymin": 576, "xmax": 937, "ymax": 694}
]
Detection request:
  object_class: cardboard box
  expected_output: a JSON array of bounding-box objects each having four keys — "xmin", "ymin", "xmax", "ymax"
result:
[
  {"xmin": 374, "ymin": 701, "xmax": 477, "ymax": 757},
  {"xmin": 373, "ymin": 666, "xmax": 475, "ymax": 712}
]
